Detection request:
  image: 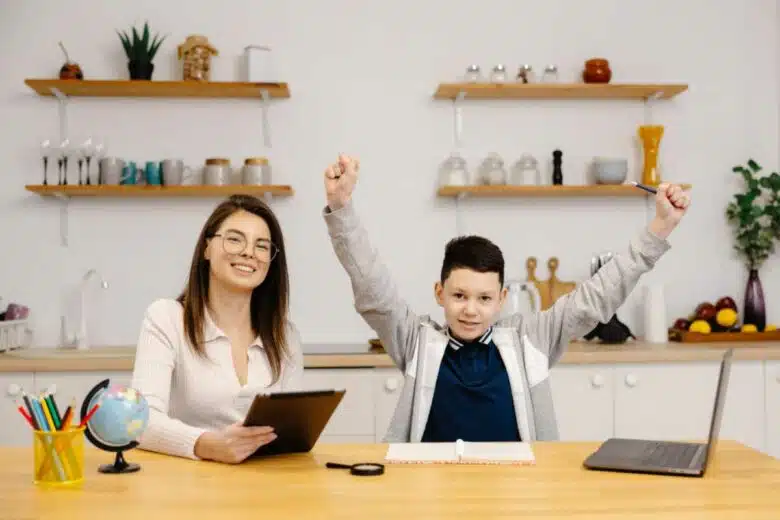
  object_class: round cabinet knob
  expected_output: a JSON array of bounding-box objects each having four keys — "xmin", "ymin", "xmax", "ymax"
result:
[
  {"xmin": 590, "ymin": 374, "xmax": 604, "ymax": 388},
  {"xmin": 625, "ymin": 374, "xmax": 638, "ymax": 388},
  {"xmin": 384, "ymin": 378, "xmax": 399, "ymax": 392},
  {"xmin": 6, "ymin": 383, "xmax": 21, "ymax": 397}
]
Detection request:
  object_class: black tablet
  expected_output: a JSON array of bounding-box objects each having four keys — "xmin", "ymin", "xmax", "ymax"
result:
[{"xmin": 242, "ymin": 389, "xmax": 346, "ymax": 457}]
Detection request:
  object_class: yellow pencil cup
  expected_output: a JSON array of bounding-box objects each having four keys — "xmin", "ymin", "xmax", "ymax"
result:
[{"xmin": 33, "ymin": 426, "xmax": 86, "ymax": 487}]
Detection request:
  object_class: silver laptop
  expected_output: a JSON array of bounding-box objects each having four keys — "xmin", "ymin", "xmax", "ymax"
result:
[{"xmin": 583, "ymin": 348, "xmax": 733, "ymax": 477}]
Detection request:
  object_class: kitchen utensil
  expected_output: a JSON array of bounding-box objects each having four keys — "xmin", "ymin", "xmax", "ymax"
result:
[
  {"xmin": 242, "ymin": 157, "xmax": 270, "ymax": 185},
  {"xmin": 204, "ymin": 158, "xmax": 232, "ymax": 185},
  {"xmin": 501, "ymin": 280, "xmax": 542, "ymax": 319},
  {"xmin": 510, "ymin": 154, "xmax": 540, "ymax": 185},
  {"xmin": 592, "ymin": 157, "xmax": 627, "ymax": 184},
  {"xmin": 464, "ymin": 65, "xmax": 481, "ymax": 82},
  {"xmin": 526, "ymin": 257, "xmax": 577, "ymax": 311},
  {"xmin": 99, "ymin": 157, "xmax": 125, "ymax": 185}
]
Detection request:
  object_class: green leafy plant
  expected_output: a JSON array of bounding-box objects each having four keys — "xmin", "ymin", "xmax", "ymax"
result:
[
  {"xmin": 726, "ymin": 159, "xmax": 780, "ymax": 269},
  {"xmin": 117, "ymin": 21, "xmax": 166, "ymax": 63}
]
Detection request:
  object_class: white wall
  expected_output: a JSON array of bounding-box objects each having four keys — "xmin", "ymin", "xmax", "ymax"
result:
[{"xmin": 0, "ymin": 0, "xmax": 778, "ymax": 349}]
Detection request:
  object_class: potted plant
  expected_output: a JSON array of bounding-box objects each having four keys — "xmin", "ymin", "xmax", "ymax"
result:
[
  {"xmin": 726, "ymin": 159, "xmax": 780, "ymax": 331},
  {"xmin": 117, "ymin": 21, "xmax": 166, "ymax": 80}
]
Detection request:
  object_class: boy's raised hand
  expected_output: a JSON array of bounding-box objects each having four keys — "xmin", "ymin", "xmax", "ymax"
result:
[
  {"xmin": 648, "ymin": 183, "xmax": 691, "ymax": 239},
  {"xmin": 325, "ymin": 154, "xmax": 360, "ymax": 211}
]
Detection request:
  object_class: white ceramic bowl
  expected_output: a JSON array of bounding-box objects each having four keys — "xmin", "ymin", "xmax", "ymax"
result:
[{"xmin": 592, "ymin": 158, "xmax": 628, "ymax": 184}]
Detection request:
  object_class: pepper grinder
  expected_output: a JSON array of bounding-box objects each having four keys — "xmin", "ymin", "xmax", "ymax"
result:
[{"xmin": 552, "ymin": 149, "xmax": 563, "ymax": 185}]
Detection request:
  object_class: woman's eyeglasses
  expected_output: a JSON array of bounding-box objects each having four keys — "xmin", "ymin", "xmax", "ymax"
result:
[{"xmin": 212, "ymin": 231, "xmax": 279, "ymax": 261}]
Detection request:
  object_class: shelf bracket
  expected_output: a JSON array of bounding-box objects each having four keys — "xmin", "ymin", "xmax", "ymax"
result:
[
  {"xmin": 454, "ymin": 192, "xmax": 466, "ymax": 236},
  {"xmin": 260, "ymin": 88, "xmax": 272, "ymax": 148},
  {"xmin": 453, "ymin": 91, "xmax": 465, "ymax": 149},
  {"xmin": 263, "ymin": 191, "xmax": 272, "ymax": 204},
  {"xmin": 643, "ymin": 91, "xmax": 663, "ymax": 125},
  {"xmin": 50, "ymin": 87, "xmax": 69, "ymax": 145},
  {"xmin": 53, "ymin": 192, "xmax": 70, "ymax": 247}
]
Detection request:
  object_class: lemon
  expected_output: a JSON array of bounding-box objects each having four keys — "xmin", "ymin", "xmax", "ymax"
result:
[
  {"xmin": 689, "ymin": 320, "xmax": 711, "ymax": 333},
  {"xmin": 765, "ymin": 324, "xmax": 777, "ymax": 332},
  {"xmin": 741, "ymin": 324, "xmax": 758, "ymax": 333},
  {"xmin": 716, "ymin": 308, "xmax": 738, "ymax": 328}
]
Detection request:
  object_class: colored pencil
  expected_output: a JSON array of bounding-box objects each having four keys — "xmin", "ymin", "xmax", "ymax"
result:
[
  {"xmin": 79, "ymin": 403, "xmax": 100, "ymax": 427},
  {"xmin": 21, "ymin": 393, "xmax": 40, "ymax": 429},
  {"xmin": 16, "ymin": 401, "xmax": 35, "ymax": 428},
  {"xmin": 43, "ymin": 394, "xmax": 61, "ymax": 430}
]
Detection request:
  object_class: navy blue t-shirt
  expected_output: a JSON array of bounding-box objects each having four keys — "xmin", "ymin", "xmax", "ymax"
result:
[{"xmin": 421, "ymin": 326, "xmax": 521, "ymax": 442}]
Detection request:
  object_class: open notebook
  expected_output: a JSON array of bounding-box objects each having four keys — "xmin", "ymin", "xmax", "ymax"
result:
[{"xmin": 385, "ymin": 440, "xmax": 535, "ymax": 465}]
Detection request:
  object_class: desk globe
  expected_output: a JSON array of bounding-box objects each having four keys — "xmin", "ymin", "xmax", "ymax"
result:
[{"xmin": 81, "ymin": 378, "xmax": 149, "ymax": 474}]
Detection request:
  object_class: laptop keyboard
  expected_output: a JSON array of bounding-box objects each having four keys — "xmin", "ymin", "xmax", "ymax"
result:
[{"xmin": 641, "ymin": 442, "xmax": 700, "ymax": 467}]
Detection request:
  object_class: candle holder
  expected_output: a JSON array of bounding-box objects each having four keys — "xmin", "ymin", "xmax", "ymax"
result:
[{"xmin": 638, "ymin": 125, "xmax": 664, "ymax": 186}]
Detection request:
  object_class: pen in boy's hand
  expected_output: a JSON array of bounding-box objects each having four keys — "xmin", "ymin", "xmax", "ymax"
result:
[
  {"xmin": 630, "ymin": 181, "xmax": 688, "ymax": 209},
  {"xmin": 629, "ymin": 181, "xmax": 657, "ymax": 194}
]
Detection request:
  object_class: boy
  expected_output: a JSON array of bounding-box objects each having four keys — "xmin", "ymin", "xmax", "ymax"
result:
[{"xmin": 322, "ymin": 154, "xmax": 690, "ymax": 443}]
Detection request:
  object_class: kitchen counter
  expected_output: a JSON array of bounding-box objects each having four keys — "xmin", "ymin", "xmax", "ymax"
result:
[{"xmin": 1, "ymin": 340, "xmax": 780, "ymax": 372}]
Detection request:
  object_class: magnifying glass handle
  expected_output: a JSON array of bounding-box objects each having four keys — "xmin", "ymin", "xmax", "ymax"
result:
[{"xmin": 325, "ymin": 462, "xmax": 351, "ymax": 469}]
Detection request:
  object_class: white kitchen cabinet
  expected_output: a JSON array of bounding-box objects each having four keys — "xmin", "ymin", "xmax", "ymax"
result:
[
  {"xmin": 301, "ymin": 368, "xmax": 375, "ymax": 442},
  {"xmin": 766, "ymin": 361, "xmax": 780, "ymax": 459},
  {"xmin": 373, "ymin": 368, "xmax": 404, "ymax": 442},
  {"xmin": 549, "ymin": 364, "xmax": 614, "ymax": 441},
  {"xmin": 613, "ymin": 361, "xmax": 765, "ymax": 453},
  {"xmin": 615, "ymin": 362, "xmax": 718, "ymax": 440},
  {"xmin": 0, "ymin": 373, "xmax": 35, "ymax": 445}
]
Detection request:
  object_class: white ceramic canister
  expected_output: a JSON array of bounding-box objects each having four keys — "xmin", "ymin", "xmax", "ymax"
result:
[
  {"xmin": 643, "ymin": 284, "xmax": 667, "ymax": 343},
  {"xmin": 204, "ymin": 158, "xmax": 232, "ymax": 185},
  {"xmin": 242, "ymin": 157, "xmax": 271, "ymax": 185},
  {"xmin": 244, "ymin": 45, "xmax": 276, "ymax": 83}
]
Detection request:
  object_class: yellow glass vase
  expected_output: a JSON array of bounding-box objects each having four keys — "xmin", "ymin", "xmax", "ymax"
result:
[{"xmin": 638, "ymin": 125, "xmax": 664, "ymax": 186}]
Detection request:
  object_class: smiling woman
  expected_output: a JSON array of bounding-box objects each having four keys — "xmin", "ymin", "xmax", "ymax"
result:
[{"xmin": 130, "ymin": 194, "xmax": 303, "ymax": 465}]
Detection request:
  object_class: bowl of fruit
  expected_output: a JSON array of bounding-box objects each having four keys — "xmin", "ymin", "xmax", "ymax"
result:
[{"xmin": 668, "ymin": 296, "xmax": 778, "ymax": 343}]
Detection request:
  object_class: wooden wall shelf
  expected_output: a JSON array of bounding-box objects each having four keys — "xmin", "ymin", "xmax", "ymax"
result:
[
  {"xmin": 433, "ymin": 83, "xmax": 688, "ymax": 101},
  {"xmin": 25, "ymin": 184, "xmax": 294, "ymax": 198},
  {"xmin": 437, "ymin": 184, "xmax": 692, "ymax": 198},
  {"xmin": 24, "ymin": 79, "xmax": 291, "ymax": 99}
]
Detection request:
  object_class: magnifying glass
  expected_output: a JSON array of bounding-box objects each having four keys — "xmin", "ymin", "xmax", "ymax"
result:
[{"xmin": 325, "ymin": 461, "xmax": 385, "ymax": 476}]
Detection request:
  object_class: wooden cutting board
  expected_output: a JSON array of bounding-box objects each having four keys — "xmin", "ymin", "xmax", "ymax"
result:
[{"xmin": 526, "ymin": 256, "xmax": 577, "ymax": 310}]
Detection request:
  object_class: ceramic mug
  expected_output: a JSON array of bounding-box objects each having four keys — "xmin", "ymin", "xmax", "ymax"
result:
[
  {"xmin": 161, "ymin": 159, "xmax": 196, "ymax": 185},
  {"xmin": 99, "ymin": 157, "xmax": 126, "ymax": 185},
  {"xmin": 144, "ymin": 161, "xmax": 162, "ymax": 185},
  {"xmin": 120, "ymin": 162, "xmax": 138, "ymax": 185}
]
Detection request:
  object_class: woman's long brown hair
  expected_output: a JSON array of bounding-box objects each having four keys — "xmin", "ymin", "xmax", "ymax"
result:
[{"xmin": 177, "ymin": 194, "xmax": 290, "ymax": 384}]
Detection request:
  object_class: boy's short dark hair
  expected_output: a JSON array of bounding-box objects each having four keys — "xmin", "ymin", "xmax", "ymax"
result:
[{"xmin": 440, "ymin": 235, "xmax": 505, "ymax": 286}]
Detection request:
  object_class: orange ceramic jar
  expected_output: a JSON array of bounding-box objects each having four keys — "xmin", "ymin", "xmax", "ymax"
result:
[{"xmin": 583, "ymin": 58, "xmax": 611, "ymax": 83}]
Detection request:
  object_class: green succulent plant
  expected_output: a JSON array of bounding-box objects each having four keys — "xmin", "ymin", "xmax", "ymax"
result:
[
  {"xmin": 117, "ymin": 21, "xmax": 166, "ymax": 62},
  {"xmin": 726, "ymin": 159, "xmax": 780, "ymax": 269}
]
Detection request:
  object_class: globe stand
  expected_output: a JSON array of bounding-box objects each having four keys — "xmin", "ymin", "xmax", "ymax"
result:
[
  {"xmin": 99, "ymin": 451, "xmax": 141, "ymax": 474},
  {"xmin": 81, "ymin": 378, "xmax": 147, "ymax": 476}
]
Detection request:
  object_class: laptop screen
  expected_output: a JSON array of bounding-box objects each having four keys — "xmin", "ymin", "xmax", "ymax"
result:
[{"xmin": 701, "ymin": 348, "xmax": 734, "ymax": 469}]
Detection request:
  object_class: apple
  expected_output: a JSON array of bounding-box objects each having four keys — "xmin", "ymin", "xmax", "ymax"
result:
[
  {"xmin": 694, "ymin": 302, "xmax": 717, "ymax": 322},
  {"xmin": 715, "ymin": 296, "xmax": 738, "ymax": 313},
  {"xmin": 672, "ymin": 318, "xmax": 691, "ymax": 331}
]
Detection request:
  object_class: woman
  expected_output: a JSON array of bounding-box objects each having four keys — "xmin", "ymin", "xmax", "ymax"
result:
[{"xmin": 130, "ymin": 194, "xmax": 303, "ymax": 463}]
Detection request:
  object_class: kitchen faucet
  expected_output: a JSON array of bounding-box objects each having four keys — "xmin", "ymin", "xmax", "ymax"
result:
[{"xmin": 69, "ymin": 268, "xmax": 109, "ymax": 350}]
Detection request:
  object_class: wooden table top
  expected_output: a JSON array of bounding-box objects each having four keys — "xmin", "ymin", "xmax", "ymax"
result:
[{"xmin": 2, "ymin": 441, "xmax": 779, "ymax": 519}]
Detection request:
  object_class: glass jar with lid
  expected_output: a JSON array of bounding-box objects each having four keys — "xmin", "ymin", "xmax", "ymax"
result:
[
  {"xmin": 510, "ymin": 154, "xmax": 540, "ymax": 185},
  {"xmin": 438, "ymin": 151, "xmax": 470, "ymax": 187},
  {"xmin": 478, "ymin": 153, "xmax": 507, "ymax": 185}
]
